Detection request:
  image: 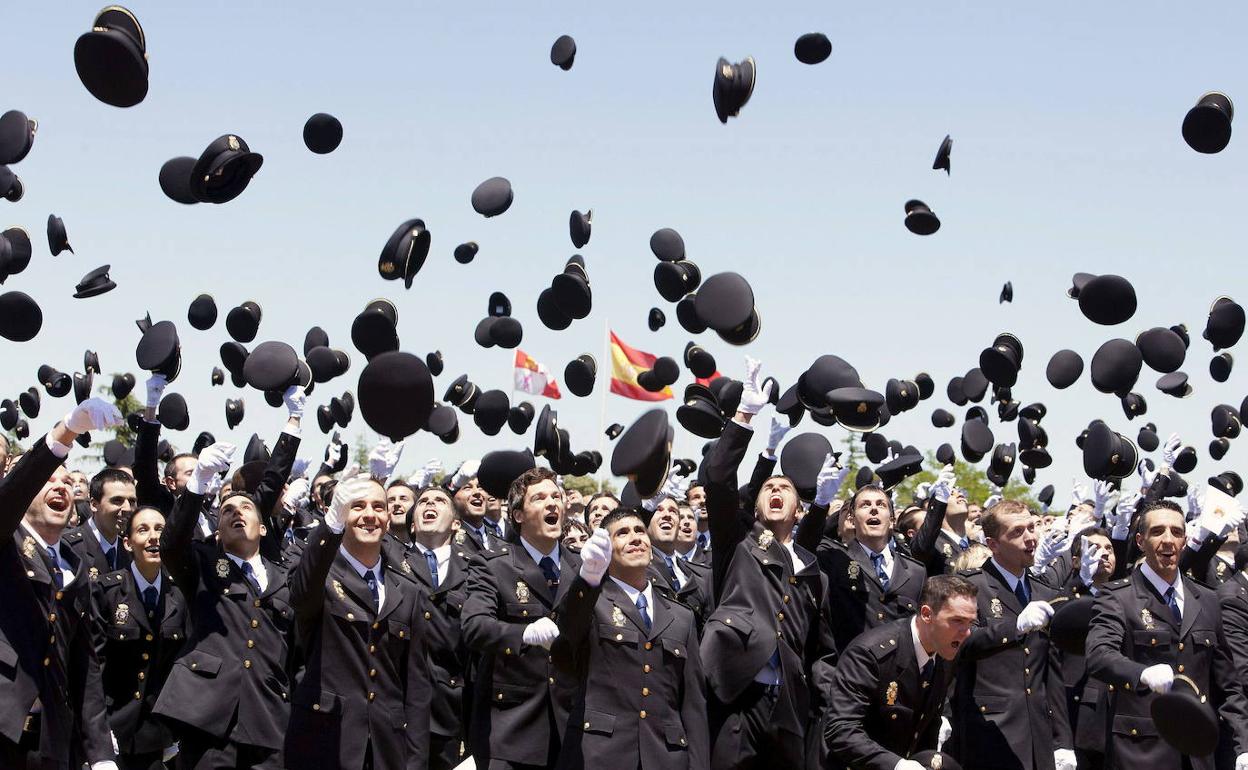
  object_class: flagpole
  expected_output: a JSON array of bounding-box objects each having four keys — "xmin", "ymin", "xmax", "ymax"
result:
[{"xmin": 596, "ymin": 318, "xmax": 610, "ymax": 491}]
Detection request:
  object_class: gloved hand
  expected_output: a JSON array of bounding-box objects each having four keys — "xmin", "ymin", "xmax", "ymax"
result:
[
  {"xmin": 1079, "ymin": 536, "xmax": 1102, "ymax": 586},
  {"xmin": 1068, "ymin": 509, "xmax": 1097, "ymax": 541},
  {"xmin": 187, "ymin": 443, "xmax": 235, "ymax": 496},
  {"xmin": 983, "ymin": 494, "xmax": 1002, "ymax": 511},
  {"xmin": 1091, "ymin": 479, "xmax": 1113, "ymax": 520},
  {"xmin": 1235, "ymin": 753, "xmax": 1248, "ymax": 770},
  {"xmin": 449, "ymin": 459, "xmax": 481, "ymax": 490},
  {"xmin": 144, "ymin": 373, "xmax": 168, "ymax": 410},
  {"xmin": 578, "ymin": 528, "xmax": 611, "ymax": 586},
  {"xmin": 368, "ymin": 439, "xmax": 405, "ymax": 482},
  {"xmin": 1161, "ymin": 432, "xmax": 1182, "ymax": 469},
  {"xmin": 765, "ymin": 417, "xmax": 791, "ymax": 457},
  {"xmin": 162, "ymin": 743, "xmax": 180, "ymax": 762},
  {"xmin": 290, "ymin": 457, "xmax": 311, "ymax": 480},
  {"xmin": 1109, "ymin": 490, "xmax": 1140, "ymax": 539},
  {"xmin": 1069, "ymin": 478, "xmax": 1089, "ymax": 509},
  {"xmin": 64, "ymin": 397, "xmax": 123, "ymax": 434},
  {"xmin": 1140, "ymin": 663, "xmax": 1175, "ymax": 693},
  {"xmin": 1191, "ymin": 493, "xmax": 1246, "ymax": 547},
  {"xmin": 913, "ymin": 482, "xmax": 932, "ymax": 503},
  {"xmin": 522, "ymin": 617, "xmax": 560, "ymax": 649},
  {"xmin": 1187, "ymin": 483, "xmax": 1205, "ymax": 522},
  {"xmin": 1054, "ymin": 749, "xmax": 1077, "ymax": 770},
  {"xmin": 342, "ymin": 462, "xmax": 361, "ymax": 481},
  {"xmin": 283, "ymin": 385, "xmax": 306, "ymax": 421},
  {"xmin": 937, "ymin": 716, "xmax": 952, "ymax": 750},
  {"xmin": 930, "ymin": 465, "xmax": 957, "ymax": 503},
  {"xmin": 643, "ymin": 464, "xmax": 685, "ymax": 511},
  {"xmin": 894, "ymin": 760, "xmax": 924, "ymax": 770},
  {"xmin": 89, "ymin": 762, "xmax": 119, "ymax": 770},
  {"xmin": 204, "ymin": 472, "xmax": 226, "ymax": 499},
  {"xmin": 814, "ymin": 453, "xmax": 849, "ymax": 507},
  {"xmin": 1031, "ymin": 528, "xmax": 1068, "ymax": 573},
  {"xmin": 324, "ymin": 434, "xmax": 343, "ymax": 464},
  {"xmin": 1138, "ymin": 460, "xmax": 1159, "ymax": 492},
  {"xmin": 110, "ymin": 730, "xmax": 118, "ymax": 754},
  {"xmin": 283, "ymin": 477, "xmax": 311, "ymax": 513},
  {"xmin": 408, "ymin": 458, "xmax": 444, "ymax": 488},
  {"xmin": 737, "ymin": 356, "xmax": 774, "ymax": 416},
  {"xmin": 327, "ymin": 476, "xmax": 377, "ymax": 532},
  {"xmin": 1016, "ymin": 600, "xmax": 1055, "ymax": 634}
]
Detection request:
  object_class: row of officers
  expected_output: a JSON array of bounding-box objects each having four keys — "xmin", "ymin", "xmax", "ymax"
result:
[{"xmin": 5, "ymin": 394, "xmax": 1248, "ymax": 769}]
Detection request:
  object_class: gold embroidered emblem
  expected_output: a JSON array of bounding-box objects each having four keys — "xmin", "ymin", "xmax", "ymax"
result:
[
  {"xmin": 454, "ymin": 530, "xmax": 465, "ymax": 545},
  {"xmin": 930, "ymin": 754, "xmax": 943, "ymax": 770},
  {"xmin": 942, "ymin": 543, "xmax": 953, "ymax": 557},
  {"xmin": 216, "ymin": 559, "xmax": 230, "ymax": 578},
  {"xmin": 516, "ymin": 581, "xmax": 531, "ymax": 604},
  {"xmin": 333, "ymin": 579, "xmax": 346, "ymax": 600},
  {"xmin": 21, "ymin": 536, "xmax": 36, "ymax": 560},
  {"xmin": 848, "ymin": 561, "xmax": 860, "ymax": 579},
  {"xmin": 227, "ymin": 135, "xmax": 240, "ymax": 151},
  {"xmin": 401, "ymin": 559, "xmax": 412, "ymax": 574},
  {"xmin": 89, "ymin": 566, "xmax": 99, "ymax": 581},
  {"xmin": 114, "ymin": 603, "xmax": 129, "ymax": 625},
  {"xmin": 990, "ymin": 597, "xmax": 1003, "ymax": 619},
  {"xmin": 886, "ymin": 681, "xmax": 898, "ymax": 706},
  {"xmin": 1141, "ymin": 608, "xmax": 1155, "ymax": 630},
  {"xmin": 1217, "ymin": 561, "xmax": 1228, "ymax": 577},
  {"xmin": 611, "ymin": 605, "xmax": 627, "ymax": 627},
  {"xmin": 758, "ymin": 530, "xmax": 774, "ymax": 550}
]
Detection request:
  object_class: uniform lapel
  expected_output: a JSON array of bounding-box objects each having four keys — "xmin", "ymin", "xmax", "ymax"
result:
[
  {"xmin": 648, "ymin": 590, "xmax": 676, "ymax": 640},
  {"xmin": 376, "ymin": 564, "xmax": 406, "ymax": 622},
  {"xmin": 1133, "ymin": 568, "xmax": 1179, "ymax": 632},
  {"xmin": 983, "ymin": 560, "xmax": 1023, "ymax": 616},
  {"xmin": 124, "ymin": 569, "xmax": 155, "ymax": 634},
  {"xmin": 849, "ymin": 543, "xmax": 885, "ymax": 591},
  {"xmin": 1180, "ymin": 577, "xmax": 1203, "ymax": 639},
  {"xmin": 159, "ymin": 568, "xmax": 181, "ymax": 627},
  {"xmin": 259, "ymin": 556, "xmax": 287, "ymax": 601},
  {"xmin": 602, "ymin": 579, "xmax": 649, "ymax": 636},
  {"xmin": 514, "ymin": 547, "xmax": 555, "ymax": 606},
  {"xmin": 332, "ymin": 554, "xmax": 378, "ymax": 614}
]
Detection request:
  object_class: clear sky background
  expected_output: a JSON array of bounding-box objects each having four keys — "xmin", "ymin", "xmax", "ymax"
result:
[{"xmin": 2, "ymin": 1, "xmax": 1246, "ymax": 503}]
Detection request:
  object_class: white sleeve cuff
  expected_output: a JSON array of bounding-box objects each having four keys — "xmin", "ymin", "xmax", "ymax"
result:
[{"xmin": 45, "ymin": 435, "xmax": 72, "ymax": 459}]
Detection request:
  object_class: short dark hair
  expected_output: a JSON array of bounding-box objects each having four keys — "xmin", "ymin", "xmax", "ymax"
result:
[
  {"xmin": 415, "ymin": 484, "xmax": 452, "ymax": 504},
  {"xmin": 163, "ymin": 453, "xmax": 196, "ymax": 480},
  {"xmin": 123, "ymin": 506, "xmax": 165, "ymax": 537},
  {"xmin": 563, "ymin": 517, "xmax": 591, "ymax": 537},
  {"xmin": 90, "ymin": 468, "xmax": 135, "ymax": 502},
  {"xmin": 980, "ymin": 499, "xmax": 1031, "ymax": 540},
  {"xmin": 896, "ymin": 506, "xmax": 925, "ymax": 536},
  {"xmin": 507, "ymin": 467, "xmax": 559, "ymax": 521},
  {"xmin": 387, "ymin": 480, "xmax": 414, "ymax": 494},
  {"xmin": 1137, "ymin": 500, "xmax": 1185, "ymax": 536},
  {"xmin": 920, "ymin": 574, "xmax": 978, "ymax": 613},
  {"xmin": 848, "ymin": 483, "xmax": 894, "ymax": 517},
  {"xmin": 600, "ymin": 507, "xmax": 644, "ymax": 532},
  {"xmin": 1071, "ymin": 527, "xmax": 1112, "ymax": 558}
]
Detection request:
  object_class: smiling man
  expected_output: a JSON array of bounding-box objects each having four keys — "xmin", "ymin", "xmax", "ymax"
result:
[
  {"xmin": 462, "ymin": 467, "xmax": 581, "ymax": 769},
  {"xmin": 386, "ymin": 480, "xmax": 416, "ymax": 547},
  {"xmin": 824, "ymin": 574, "xmax": 977, "ymax": 770},
  {"xmin": 450, "ymin": 466, "xmax": 502, "ymax": 555},
  {"xmin": 646, "ymin": 496, "xmax": 714, "ymax": 629},
  {"xmin": 556, "ymin": 510, "xmax": 708, "ymax": 769},
  {"xmin": 64, "ymin": 468, "xmax": 136, "ymax": 577},
  {"xmin": 91, "ymin": 506, "xmax": 189, "ymax": 770},
  {"xmin": 286, "ymin": 476, "xmax": 431, "ymax": 768},
  {"xmin": 1087, "ymin": 501, "xmax": 1248, "ymax": 770},
  {"xmin": 949, "ymin": 498, "xmax": 1075, "ymax": 770}
]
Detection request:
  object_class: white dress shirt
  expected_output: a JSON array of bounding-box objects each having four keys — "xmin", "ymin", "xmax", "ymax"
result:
[
  {"xmin": 1140, "ymin": 562, "xmax": 1185, "ymax": 617},
  {"xmin": 21, "ymin": 522, "xmax": 75, "ymax": 588},
  {"xmin": 225, "ymin": 551, "xmax": 268, "ymax": 593},
  {"xmin": 130, "ymin": 562, "xmax": 162, "ymax": 595},
  {"xmin": 340, "ymin": 548, "xmax": 386, "ymax": 611},
  {"xmin": 911, "ymin": 616, "xmax": 933, "ymax": 671},
  {"xmin": 520, "ymin": 537, "xmax": 561, "ymax": 571},
  {"xmin": 609, "ymin": 576, "xmax": 656, "ymax": 628},
  {"xmin": 412, "ymin": 541, "xmax": 451, "ymax": 578},
  {"xmin": 859, "ymin": 541, "xmax": 895, "ymax": 581}
]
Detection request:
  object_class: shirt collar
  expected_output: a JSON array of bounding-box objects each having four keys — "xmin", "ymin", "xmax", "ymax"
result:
[
  {"xmin": 130, "ymin": 563, "xmax": 162, "ymax": 593},
  {"xmin": 911, "ymin": 617, "xmax": 932, "ymax": 671},
  {"xmin": 412, "ymin": 541, "xmax": 451, "ymax": 562},
  {"xmin": 339, "ymin": 547, "xmax": 383, "ymax": 582},
  {"xmin": 520, "ymin": 536, "xmax": 560, "ymax": 566},
  {"xmin": 990, "ymin": 557, "xmax": 1026, "ymax": 590},
  {"xmin": 1140, "ymin": 561, "xmax": 1183, "ymax": 600},
  {"xmin": 677, "ymin": 546, "xmax": 697, "ymax": 561},
  {"xmin": 225, "ymin": 551, "xmax": 265, "ymax": 576},
  {"xmin": 87, "ymin": 517, "xmax": 118, "ymax": 550},
  {"xmin": 21, "ymin": 521, "xmax": 58, "ymax": 553},
  {"xmin": 609, "ymin": 575, "xmax": 654, "ymax": 612}
]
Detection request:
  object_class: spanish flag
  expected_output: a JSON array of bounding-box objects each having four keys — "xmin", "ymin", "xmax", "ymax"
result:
[
  {"xmin": 513, "ymin": 350, "xmax": 562, "ymax": 399},
  {"xmin": 609, "ymin": 331, "xmax": 673, "ymax": 401}
]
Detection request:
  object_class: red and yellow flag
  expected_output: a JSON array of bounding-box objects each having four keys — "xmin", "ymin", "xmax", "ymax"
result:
[{"xmin": 609, "ymin": 331, "xmax": 673, "ymax": 401}]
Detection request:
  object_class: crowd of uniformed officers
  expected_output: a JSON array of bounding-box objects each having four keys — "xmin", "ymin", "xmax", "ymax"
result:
[{"xmin": 5, "ymin": 365, "xmax": 1248, "ymax": 770}]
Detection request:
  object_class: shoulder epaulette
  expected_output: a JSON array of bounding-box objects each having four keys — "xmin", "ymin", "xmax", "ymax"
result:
[
  {"xmin": 957, "ymin": 568, "xmax": 983, "ymax": 578},
  {"xmin": 62, "ymin": 529, "xmax": 85, "ymax": 544},
  {"xmin": 1106, "ymin": 577, "xmax": 1131, "ymax": 590},
  {"xmin": 100, "ymin": 569, "xmax": 127, "ymax": 586},
  {"xmin": 481, "ymin": 546, "xmax": 511, "ymax": 560}
]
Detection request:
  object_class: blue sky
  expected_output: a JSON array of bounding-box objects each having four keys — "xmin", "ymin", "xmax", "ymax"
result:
[{"xmin": 2, "ymin": 1, "xmax": 1246, "ymax": 501}]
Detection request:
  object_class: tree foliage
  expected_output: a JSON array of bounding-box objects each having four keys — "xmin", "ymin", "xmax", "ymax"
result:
[{"xmin": 562, "ymin": 475, "xmax": 616, "ymax": 497}]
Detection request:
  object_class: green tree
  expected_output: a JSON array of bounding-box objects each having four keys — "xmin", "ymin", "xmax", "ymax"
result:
[
  {"xmin": 562, "ymin": 475, "xmax": 616, "ymax": 497},
  {"xmin": 80, "ymin": 379, "xmax": 145, "ymax": 467}
]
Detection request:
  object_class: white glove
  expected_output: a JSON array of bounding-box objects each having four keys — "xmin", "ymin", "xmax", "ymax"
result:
[
  {"xmin": 522, "ymin": 616, "xmax": 560, "ymax": 649},
  {"xmin": 1091, "ymin": 480, "xmax": 1113, "ymax": 520},
  {"xmin": 737, "ymin": 356, "xmax": 773, "ymax": 415},
  {"xmin": 89, "ymin": 763, "xmax": 119, "ymax": 770},
  {"xmin": 1139, "ymin": 663, "xmax": 1175, "ymax": 693},
  {"xmin": 1110, "ymin": 490, "xmax": 1140, "ymax": 539},
  {"xmin": 1191, "ymin": 495, "xmax": 1246, "ymax": 547},
  {"xmin": 327, "ymin": 476, "xmax": 377, "ymax": 532},
  {"xmin": 64, "ymin": 397, "xmax": 123, "ymax": 434},
  {"xmin": 578, "ymin": 528, "xmax": 611, "ymax": 586},
  {"xmin": 368, "ymin": 439, "xmax": 405, "ymax": 482},
  {"xmin": 1138, "ymin": 460, "xmax": 1159, "ymax": 492},
  {"xmin": 1079, "ymin": 537, "xmax": 1102, "ymax": 586},
  {"xmin": 408, "ymin": 458, "xmax": 443, "ymax": 488},
  {"xmin": 341, "ymin": 461, "xmax": 361, "ymax": 481},
  {"xmin": 1031, "ymin": 528, "xmax": 1068, "ymax": 573},
  {"xmin": 283, "ymin": 477, "xmax": 311, "ymax": 513},
  {"xmin": 894, "ymin": 760, "xmax": 924, "ymax": 770},
  {"xmin": 187, "ymin": 443, "xmax": 236, "ymax": 496},
  {"xmin": 1068, "ymin": 510, "xmax": 1097, "ymax": 540},
  {"xmin": 1070, "ymin": 478, "xmax": 1089, "ymax": 509},
  {"xmin": 449, "ymin": 459, "xmax": 481, "ymax": 490},
  {"xmin": 913, "ymin": 482, "xmax": 932, "ymax": 503},
  {"xmin": 283, "ymin": 385, "xmax": 306, "ymax": 420},
  {"xmin": 163, "ymin": 742, "xmax": 180, "ymax": 762},
  {"xmin": 1016, "ymin": 600, "xmax": 1055, "ymax": 634},
  {"xmin": 937, "ymin": 716, "xmax": 952, "ymax": 750},
  {"xmin": 930, "ymin": 465, "xmax": 957, "ymax": 503},
  {"xmin": 1054, "ymin": 749, "xmax": 1077, "ymax": 770},
  {"xmin": 1161, "ymin": 432, "xmax": 1182, "ymax": 468},
  {"xmin": 323, "ymin": 435, "xmax": 343, "ymax": 464},
  {"xmin": 983, "ymin": 494, "xmax": 1002, "ymax": 511},
  {"xmin": 1187, "ymin": 484, "xmax": 1205, "ymax": 522},
  {"xmin": 110, "ymin": 730, "xmax": 119, "ymax": 754},
  {"xmin": 814, "ymin": 453, "xmax": 849, "ymax": 507},
  {"xmin": 290, "ymin": 457, "xmax": 311, "ymax": 480},
  {"xmin": 144, "ymin": 374, "xmax": 168, "ymax": 409},
  {"xmin": 204, "ymin": 472, "xmax": 226, "ymax": 499},
  {"xmin": 765, "ymin": 417, "xmax": 791, "ymax": 457},
  {"xmin": 1235, "ymin": 753, "xmax": 1248, "ymax": 770}
]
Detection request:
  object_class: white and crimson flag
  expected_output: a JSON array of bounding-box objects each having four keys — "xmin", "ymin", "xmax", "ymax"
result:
[{"xmin": 513, "ymin": 350, "xmax": 562, "ymax": 399}]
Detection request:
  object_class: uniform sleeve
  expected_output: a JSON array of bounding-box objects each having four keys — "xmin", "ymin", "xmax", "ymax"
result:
[
  {"xmin": 404, "ymin": 590, "xmax": 433, "ymax": 770},
  {"xmin": 1210, "ymin": 594, "xmax": 1248, "ymax": 756},
  {"xmin": 553, "ymin": 575, "xmax": 601, "ymax": 674},
  {"xmin": 1085, "ymin": 589, "xmax": 1146, "ymax": 690},
  {"xmin": 134, "ymin": 420, "xmax": 174, "ymax": 514},
  {"xmin": 705, "ymin": 420, "xmax": 756, "ymax": 603},
  {"xmin": 257, "ymin": 430, "xmax": 302, "ymax": 563},
  {"xmin": 823, "ymin": 643, "xmax": 900, "ymax": 770},
  {"xmin": 159, "ymin": 489, "xmax": 203, "ymax": 595},
  {"xmin": 461, "ymin": 555, "xmax": 527, "ymax": 656},
  {"xmin": 288, "ymin": 523, "xmax": 341, "ymax": 623},
  {"xmin": 681, "ymin": 612, "xmax": 710, "ymax": 770},
  {"xmin": 1047, "ymin": 634, "xmax": 1073, "ymax": 749},
  {"xmin": 71, "ymin": 603, "xmax": 114, "ymax": 764},
  {"xmin": 909, "ymin": 498, "xmax": 950, "ymax": 576},
  {"xmin": 1218, "ymin": 587, "xmax": 1248, "ymax": 683}
]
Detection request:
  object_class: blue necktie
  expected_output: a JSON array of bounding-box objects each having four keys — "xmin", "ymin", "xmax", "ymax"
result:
[
  {"xmin": 1165, "ymin": 587, "xmax": 1182, "ymax": 624},
  {"xmin": 142, "ymin": 585, "xmax": 159, "ymax": 615},
  {"xmin": 958, "ymin": 537, "xmax": 970, "ymax": 551},
  {"xmin": 424, "ymin": 550, "xmax": 440, "ymax": 588},
  {"xmin": 661, "ymin": 554, "xmax": 680, "ymax": 587},
  {"xmin": 697, "ymin": 532, "xmax": 709, "ymax": 551},
  {"xmin": 921, "ymin": 658, "xmax": 935, "ymax": 683},
  {"xmin": 636, "ymin": 593, "xmax": 652, "ymax": 632},
  {"xmin": 483, "ymin": 519, "xmax": 502, "ymax": 542},
  {"xmin": 365, "ymin": 570, "xmax": 380, "ymax": 610},
  {"xmin": 1014, "ymin": 577, "xmax": 1030, "ymax": 607},
  {"xmin": 240, "ymin": 561, "xmax": 262, "ymax": 596},
  {"xmin": 539, "ymin": 556, "xmax": 560, "ymax": 587},
  {"xmin": 46, "ymin": 546, "xmax": 63, "ymax": 589},
  {"xmin": 871, "ymin": 552, "xmax": 890, "ymax": 591},
  {"xmin": 104, "ymin": 545, "xmax": 116, "ymax": 570}
]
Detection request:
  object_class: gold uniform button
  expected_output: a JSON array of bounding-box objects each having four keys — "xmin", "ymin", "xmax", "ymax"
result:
[
  {"xmin": 244, "ymin": 660, "xmax": 252, "ymax": 669},
  {"xmin": 789, "ymin": 577, "xmax": 797, "ymax": 585},
  {"xmin": 368, "ymin": 692, "xmax": 375, "ymax": 701},
  {"xmin": 190, "ymin": 663, "xmax": 197, "ymax": 670},
  {"xmin": 373, "ymin": 622, "xmax": 380, "ymax": 630},
  {"xmin": 776, "ymin": 612, "xmax": 784, "ymax": 621},
  {"xmin": 891, "ymin": 713, "xmax": 898, "ymax": 720},
  {"xmin": 725, "ymin": 618, "xmax": 732, "ymax": 625},
  {"xmin": 642, "ymin": 687, "xmax": 650, "ymax": 696},
  {"xmin": 48, "ymin": 613, "xmax": 56, "ymax": 622},
  {"xmin": 1025, "ymin": 688, "xmax": 1032, "ymax": 695},
  {"xmin": 497, "ymin": 693, "xmax": 504, "ymax": 701},
  {"xmin": 369, "ymin": 669, "xmax": 377, "ymax": 678},
  {"xmin": 522, "ymin": 610, "xmax": 529, "ymax": 617},
  {"xmin": 1023, "ymin": 647, "xmax": 1030, "ymax": 655},
  {"xmin": 250, "ymin": 620, "xmax": 259, "ymax": 628},
  {"xmin": 980, "ymin": 706, "xmax": 988, "ymax": 713},
  {"xmin": 369, "ymin": 644, "xmax": 376, "ymax": 654},
  {"xmin": 145, "ymin": 634, "xmax": 153, "ymax": 641},
  {"xmin": 680, "ymin": 737, "xmax": 687, "ymax": 746},
  {"xmin": 134, "ymin": 692, "xmax": 141, "ymax": 700},
  {"xmin": 639, "ymin": 710, "xmax": 647, "ymax": 719},
  {"xmin": 247, "ymin": 640, "xmax": 255, "ymax": 649},
  {"xmin": 644, "ymin": 642, "xmax": 653, "ymax": 650},
  {"xmin": 877, "ymin": 613, "xmax": 885, "ymax": 620},
  {"xmin": 141, "ymin": 653, "xmax": 149, "ymax": 661},
  {"xmin": 1151, "ymin": 638, "xmax": 1157, "ymax": 646},
  {"xmin": 783, "ymin": 595, "xmax": 791, "ymax": 604},
  {"xmin": 1131, "ymin": 728, "xmax": 1138, "ymax": 736},
  {"xmin": 55, "ymin": 591, "xmax": 63, "ymax": 601},
  {"xmin": 616, "ymin": 634, "xmax": 623, "ymax": 641},
  {"xmin": 643, "ymin": 664, "xmax": 651, "ymax": 673},
  {"xmin": 424, "ymin": 612, "xmax": 432, "ymax": 620},
  {"xmin": 43, "ymin": 657, "xmax": 50, "ymax": 667},
  {"xmin": 254, "ymin": 600, "xmax": 261, "ymax": 608},
  {"xmin": 504, "ymin": 648, "xmax": 512, "ymax": 656},
  {"xmin": 1178, "ymin": 665, "xmax": 1185, "ymax": 673},
  {"xmin": 1002, "ymin": 638, "xmax": 1009, "ymax": 644},
  {"xmin": 1073, "ymin": 695, "xmax": 1081, "ymax": 702},
  {"xmin": 347, "ymin": 613, "xmax": 355, "ymax": 621},
  {"xmin": 1024, "ymin": 667, "xmax": 1030, "ymax": 675},
  {"xmin": 1178, "ymin": 643, "xmax": 1185, "ymax": 651},
  {"xmin": 584, "ymin": 722, "xmax": 590, "ymax": 730},
  {"xmin": 313, "ymin": 704, "xmax": 321, "ymax": 711},
  {"xmin": 138, "ymin": 672, "xmax": 145, "ymax": 680},
  {"xmin": 549, "ymin": 677, "xmax": 555, "ymax": 684}
]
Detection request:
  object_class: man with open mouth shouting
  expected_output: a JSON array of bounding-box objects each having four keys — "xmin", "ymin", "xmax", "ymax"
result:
[{"xmin": 698, "ymin": 357, "xmax": 838, "ymax": 769}]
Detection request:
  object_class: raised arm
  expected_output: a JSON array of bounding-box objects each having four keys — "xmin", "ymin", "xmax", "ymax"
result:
[
  {"xmin": 257, "ymin": 388, "xmax": 306, "ymax": 561},
  {"xmin": 162, "ymin": 442, "xmax": 235, "ymax": 593},
  {"xmin": 910, "ymin": 465, "xmax": 960, "ymax": 575},
  {"xmin": 135, "ymin": 375, "xmax": 174, "ymax": 514}
]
